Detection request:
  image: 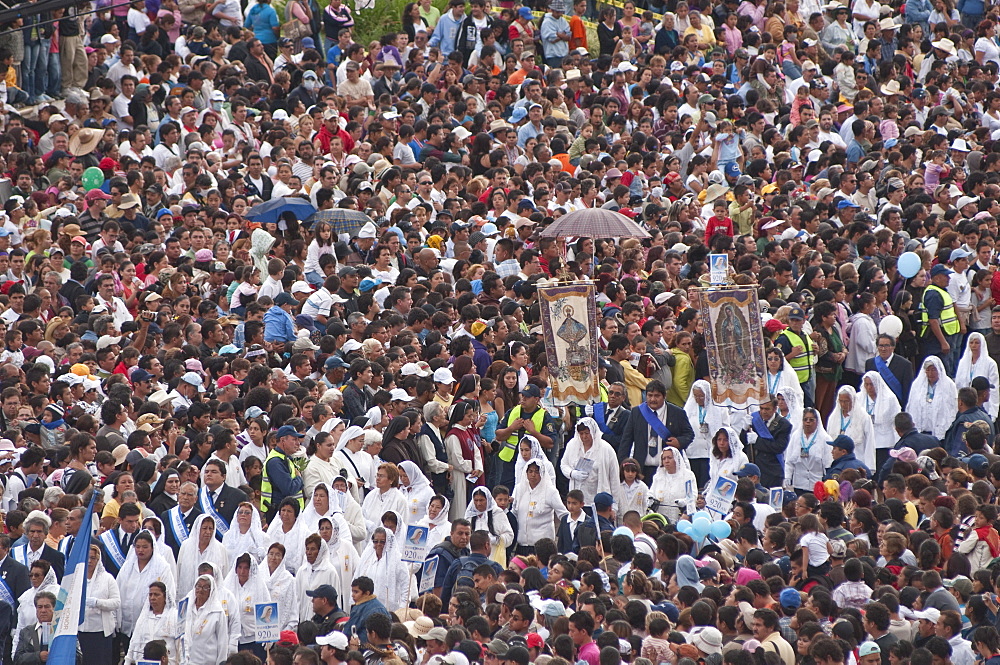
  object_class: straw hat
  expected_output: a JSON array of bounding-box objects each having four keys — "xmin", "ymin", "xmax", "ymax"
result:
[{"xmin": 69, "ymin": 128, "xmax": 104, "ymax": 157}]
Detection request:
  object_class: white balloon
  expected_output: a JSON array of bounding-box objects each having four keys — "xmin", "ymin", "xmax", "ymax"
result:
[{"xmin": 879, "ymin": 315, "xmax": 903, "ymax": 339}]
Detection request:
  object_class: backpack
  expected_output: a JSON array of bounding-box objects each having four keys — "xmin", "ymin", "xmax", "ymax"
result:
[{"xmin": 453, "ymin": 555, "xmax": 481, "ymax": 592}]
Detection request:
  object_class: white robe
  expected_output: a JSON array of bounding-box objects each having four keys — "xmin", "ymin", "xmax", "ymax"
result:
[
  {"xmin": 361, "ymin": 486, "xmax": 408, "ymax": 535},
  {"xmin": 295, "ymin": 538, "xmax": 338, "ymax": 619},
  {"xmin": 907, "ymin": 356, "xmax": 958, "ymax": 441},
  {"xmin": 266, "ymin": 519, "xmax": 304, "ymax": 574},
  {"xmin": 117, "ymin": 530, "xmax": 177, "ymax": 635},
  {"xmin": 707, "ymin": 426, "xmax": 749, "ymax": 491},
  {"xmin": 684, "ymin": 379, "xmax": 732, "ymax": 461},
  {"xmin": 399, "ymin": 461, "xmax": 434, "ymax": 527},
  {"xmin": 221, "ymin": 552, "xmax": 271, "ymax": 644},
  {"xmin": 858, "ymin": 371, "xmax": 902, "ymax": 451},
  {"xmin": 956, "ymin": 332, "xmax": 1000, "ymax": 420},
  {"xmin": 176, "ymin": 514, "xmax": 231, "ymax": 598},
  {"xmin": 464, "ymin": 487, "xmax": 514, "ymax": 561},
  {"xmin": 264, "ymin": 563, "xmax": 299, "ymax": 631},
  {"xmin": 354, "ymin": 529, "xmax": 409, "ymax": 612},
  {"xmin": 649, "ymin": 459, "xmax": 697, "ymax": 516},
  {"xmin": 785, "ymin": 413, "xmax": 834, "ymax": 491},
  {"xmin": 182, "ymin": 575, "xmax": 236, "ymax": 665},
  {"xmin": 559, "ymin": 417, "xmax": 620, "ymax": 504},
  {"xmin": 827, "ymin": 385, "xmax": 877, "ymax": 471}
]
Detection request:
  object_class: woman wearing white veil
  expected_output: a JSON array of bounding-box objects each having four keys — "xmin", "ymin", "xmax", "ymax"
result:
[
  {"xmin": 222, "ymin": 502, "xmax": 268, "ymax": 564},
  {"xmin": 334, "ymin": 425, "xmax": 371, "ymax": 505},
  {"xmin": 181, "ymin": 574, "xmax": 237, "ymax": 665},
  {"xmin": 303, "ymin": 423, "xmax": 345, "ymax": 499},
  {"xmin": 464, "ymin": 487, "xmax": 514, "ymax": 565},
  {"xmin": 142, "ymin": 516, "xmax": 177, "ymax": 568},
  {"xmin": 956, "ymin": 331, "xmax": 1000, "ymax": 420},
  {"xmin": 295, "ymin": 533, "xmax": 338, "ymax": 620},
  {"xmin": 117, "ymin": 530, "xmax": 176, "ymax": 640},
  {"xmin": 514, "ymin": 435, "xmax": 556, "ymax": 490},
  {"xmin": 707, "ymin": 426, "xmax": 748, "ymax": 491},
  {"xmin": 559, "ymin": 417, "xmax": 619, "ymax": 504},
  {"xmin": 263, "ymin": 542, "xmax": 299, "ymax": 631},
  {"xmin": 766, "ymin": 347, "xmax": 804, "ymax": 404},
  {"xmin": 827, "ymin": 385, "xmax": 876, "ymax": 471},
  {"xmin": 300, "ymin": 482, "xmax": 341, "ymax": 536},
  {"xmin": 416, "ymin": 495, "xmax": 451, "ymax": 549},
  {"xmin": 222, "ymin": 551, "xmax": 272, "ymax": 659},
  {"xmin": 13, "ymin": 561, "xmax": 59, "ymax": 653},
  {"xmin": 775, "ymin": 386, "xmax": 804, "ymax": 425},
  {"xmin": 80, "ymin": 543, "xmax": 120, "ymax": 664},
  {"xmin": 177, "ymin": 514, "xmax": 230, "ymax": 598},
  {"xmin": 512, "ymin": 457, "xmax": 567, "ymax": 547},
  {"xmin": 354, "ymin": 527, "xmax": 410, "ymax": 612},
  {"xmin": 858, "ymin": 370, "xmax": 902, "ymax": 469},
  {"xmin": 323, "ymin": 514, "xmax": 358, "ymax": 613},
  {"xmin": 124, "ymin": 580, "xmax": 178, "ymax": 665},
  {"xmin": 329, "ymin": 476, "xmax": 367, "ymax": 553},
  {"xmin": 361, "ymin": 463, "xmax": 409, "ymax": 536},
  {"xmin": 649, "ymin": 447, "xmax": 697, "ymax": 517},
  {"xmin": 683, "ymin": 380, "xmax": 731, "ymax": 488},
  {"xmin": 266, "ymin": 498, "xmax": 305, "ymax": 574},
  {"xmin": 398, "ymin": 461, "xmax": 434, "ymax": 527},
  {"xmin": 907, "ymin": 356, "xmax": 958, "ymax": 442},
  {"xmin": 785, "ymin": 407, "xmax": 834, "ymax": 493}
]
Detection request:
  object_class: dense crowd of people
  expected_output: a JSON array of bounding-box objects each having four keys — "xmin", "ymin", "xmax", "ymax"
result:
[{"xmin": 3, "ymin": 0, "xmax": 1000, "ymax": 664}]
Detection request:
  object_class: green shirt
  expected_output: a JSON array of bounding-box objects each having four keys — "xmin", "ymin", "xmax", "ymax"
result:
[{"xmin": 419, "ymin": 4, "xmax": 441, "ymax": 28}]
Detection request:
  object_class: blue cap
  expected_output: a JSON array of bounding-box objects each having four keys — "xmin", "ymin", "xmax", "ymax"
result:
[
  {"xmin": 594, "ymin": 492, "xmax": 614, "ymax": 509},
  {"xmin": 518, "ymin": 6, "xmax": 533, "ymax": 18},
  {"xmin": 219, "ymin": 344, "xmax": 241, "ymax": 355},
  {"xmin": 780, "ymin": 588, "xmax": 801, "ymax": 609},
  {"xmin": 962, "ymin": 453, "xmax": 989, "ymax": 473},
  {"xmin": 325, "ymin": 355, "xmax": 350, "ymax": 370},
  {"xmin": 836, "ymin": 199, "xmax": 860, "ymax": 209},
  {"xmin": 275, "ymin": 292, "xmax": 297, "ymax": 307},
  {"xmin": 275, "ymin": 424, "xmax": 305, "ymax": 439},
  {"xmin": 734, "ymin": 463, "xmax": 761, "ymax": 478},
  {"xmin": 885, "ymin": 138, "xmax": 898, "ymax": 148},
  {"xmin": 131, "ymin": 368, "xmax": 153, "ymax": 383},
  {"xmin": 510, "ymin": 106, "xmax": 527, "ymax": 123},
  {"xmin": 156, "ymin": 208, "xmax": 173, "ymax": 219},
  {"xmin": 930, "ymin": 264, "xmax": 953, "ymax": 277},
  {"xmin": 724, "ymin": 162, "xmax": 741, "ymax": 178},
  {"xmin": 829, "ymin": 434, "xmax": 855, "ymax": 453},
  {"xmin": 520, "ymin": 384, "xmax": 541, "ymax": 398},
  {"xmin": 359, "ymin": 277, "xmax": 383, "ymax": 292},
  {"xmin": 295, "ymin": 314, "xmax": 316, "ymax": 331},
  {"xmin": 788, "ymin": 305, "xmax": 805, "ymax": 320}
]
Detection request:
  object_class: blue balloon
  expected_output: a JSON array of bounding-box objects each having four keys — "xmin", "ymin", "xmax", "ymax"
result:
[
  {"xmin": 694, "ymin": 511, "xmax": 711, "ymax": 522},
  {"xmin": 710, "ymin": 520, "xmax": 732, "ymax": 539},
  {"xmin": 898, "ymin": 251, "xmax": 921, "ymax": 279},
  {"xmin": 693, "ymin": 517, "xmax": 711, "ymax": 538},
  {"xmin": 677, "ymin": 519, "xmax": 693, "ymax": 534}
]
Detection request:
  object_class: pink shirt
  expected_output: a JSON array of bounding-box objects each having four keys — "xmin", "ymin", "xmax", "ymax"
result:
[{"xmin": 579, "ymin": 642, "xmax": 600, "ymax": 665}]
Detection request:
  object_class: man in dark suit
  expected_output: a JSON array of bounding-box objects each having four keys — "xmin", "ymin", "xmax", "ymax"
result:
[
  {"xmin": 13, "ymin": 590, "xmax": 81, "ymax": 665},
  {"xmin": 0, "ymin": 534, "xmax": 30, "ymax": 623},
  {"xmin": 592, "ymin": 381, "xmax": 630, "ymax": 450},
  {"xmin": 618, "ymin": 379, "xmax": 695, "ymax": 479},
  {"xmin": 11, "ymin": 514, "xmax": 64, "ymax": 582},
  {"xmin": 748, "ymin": 396, "xmax": 792, "ymax": 489},
  {"xmin": 160, "ymin": 481, "xmax": 202, "ymax": 558},
  {"xmin": 865, "ymin": 334, "xmax": 913, "ymax": 407},
  {"xmin": 97, "ymin": 502, "xmax": 142, "ymax": 576},
  {"xmin": 200, "ymin": 459, "xmax": 249, "ymax": 537},
  {"xmin": 59, "ymin": 262, "xmax": 88, "ymax": 314}
]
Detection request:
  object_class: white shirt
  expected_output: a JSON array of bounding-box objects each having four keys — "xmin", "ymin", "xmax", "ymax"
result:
[
  {"xmin": 514, "ymin": 481, "xmax": 568, "ymax": 544},
  {"xmin": 258, "ymin": 276, "xmax": 282, "ymax": 300},
  {"xmin": 96, "ymin": 293, "xmax": 134, "ymax": 329}
]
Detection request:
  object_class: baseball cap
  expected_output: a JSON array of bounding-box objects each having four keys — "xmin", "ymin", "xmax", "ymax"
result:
[
  {"xmin": 433, "ymin": 367, "xmax": 455, "ymax": 384},
  {"xmin": 306, "ymin": 584, "xmax": 338, "ymax": 604},
  {"xmin": 521, "ymin": 384, "xmax": 541, "ymax": 398},
  {"xmin": 788, "ymin": 305, "xmax": 805, "ymax": 320},
  {"xmin": 316, "ymin": 632, "xmax": 349, "ymax": 649},
  {"xmin": 779, "ymin": 588, "xmax": 801, "ymax": 610},
  {"xmin": 594, "ymin": 492, "xmax": 614, "ymax": 510},
  {"xmin": 217, "ymin": 374, "xmax": 244, "ymax": 389},
  {"xmin": 859, "ymin": 643, "xmax": 881, "ymax": 657},
  {"xmin": 734, "ymin": 463, "xmax": 761, "ymax": 478},
  {"xmin": 275, "ymin": 424, "xmax": 305, "ymax": 439},
  {"xmin": 930, "ymin": 264, "xmax": 953, "ymax": 277},
  {"xmin": 180, "ymin": 372, "xmax": 206, "ymax": 392}
]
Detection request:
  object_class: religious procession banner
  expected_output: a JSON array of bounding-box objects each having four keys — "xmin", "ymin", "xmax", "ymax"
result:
[
  {"xmin": 538, "ymin": 283, "xmax": 600, "ymax": 405},
  {"xmin": 700, "ymin": 287, "xmax": 768, "ymax": 408}
]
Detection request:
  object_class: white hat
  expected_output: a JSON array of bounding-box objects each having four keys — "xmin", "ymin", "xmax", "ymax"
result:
[
  {"xmin": 316, "ymin": 632, "xmax": 349, "ymax": 649},
  {"xmin": 389, "ymin": 388, "xmax": 414, "ymax": 402},
  {"xmin": 96, "ymin": 335, "xmax": 122, "ymax": 351},
  {"xmin": 957, "ymin": 195, "xmax": 980, "ymax": 209},
  {"xmin": 401, "ymin": 362, "xmax": 432, "ymax": 377},
  {"xmin": 692, "ymin": 628, "xmax": 724, "ymax": 655},
  {"xmin": 453, "ymin": 127, "xmax": 472, "ymax": 141},
  {"xmin": 357, "ymin": 222, "xmax": 378, "ymax": 239},
  {"xmin": 47, "ymin": 114, "xmax": 67, "ymax": 125},
  {"xmin": 149, "ymin": 389, "xmax": 174, "ymax": 406},
  {"xmin": 180, "ymin": 371, "xmax": 206, "ymax": 392},
  {"xmin": 341, "ymin": 339, "xmax": 363, "ymax": 354},
  {"xmin": 291, "ymin": 281, "xmax": 313, "ymax": 294},
  {"xmin": 100, "ymin": 34, "xmax": 119, "ymax": 44},
  {"xmin": 433, "ymin": 367, "xmax": 455, "ymax": 384},
  {"xmin": 951, "ymin": 138, "xmax": 971, "ymax": 152},
  {"xmin": 272, "ymin": 109, "xmax": 289, "ymax": 121}
]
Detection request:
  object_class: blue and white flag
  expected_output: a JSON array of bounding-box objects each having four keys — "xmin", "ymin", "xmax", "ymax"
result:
[{"xmin": 49, "ymin": 491, "xmax": 97, "ymax": 665}]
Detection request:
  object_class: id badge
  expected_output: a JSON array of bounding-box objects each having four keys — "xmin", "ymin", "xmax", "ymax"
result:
[
  {"xmin": 700, "ymin": 423, "xmax": 709, "ymax": 434},
  {"xmin": 800, "ymin": 450, "xmax": 809, "ymax": 458}
]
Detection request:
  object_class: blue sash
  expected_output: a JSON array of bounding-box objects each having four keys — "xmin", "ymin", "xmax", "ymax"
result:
[
  {"xmin": 10, "ymin": 545, "xmax": 28, "ymax": 568},
  {"xmin": 875, "ymin": 356, "xmax": 904, "ymax": 404},
  {"xmin": 593, "ymin": 402, "xmax": 614, "ymax": 439},
  {"xmin": 199, "ymin": 487, "xmax": 231, "ymax": 536},
  {"xmin": 99, "ymin": 530, "xmax": 127, "ymax": 570},
  {"xmin": 751, "ymin": 412, "xmax": 774, "ymax": 440},
  {"xmin": 0, "ymin": 573, "xmax": 14, "ymax": 607},
  {"xmin": 166, "ymin": 506, "xmax": 190, "ymax": 545},
  {"xmin": 639, "ymin": 402, "xmax": 672, "ymax": 441}
]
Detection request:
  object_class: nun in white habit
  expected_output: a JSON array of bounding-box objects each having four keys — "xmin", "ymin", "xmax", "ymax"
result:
[
  {"xmin": 354, "ymin": 527, "xmax": 410, "ymax": 612},
  {"xmin": 334, "ymin": 425, "xmax": 372, "ymax": 504},
  {"xmin": 117, "ymin": 530, "xmax": 176, "ymax": 638},
  {"xmin": 295, "ymin": 533, "xmax": 338, "ymax": 620},
  {"xmin": 329, "ymin": 476, "xmax": 368, "ymax": 553},
  {"xmin": 181, "ymin": 574, "xmax": 237, "ymax": 665},
  {"xmin": 323, "ymin": 514, "xmax": 358, "ymax": 613},
  {"xmin": 956, "ymin": 332, "xmax": 1000, "ymax": 420},
  {"xmin": 398, "ymin": 461, "xmax": 434, "ymax": 527},
  {"xmin": 785, "ymin": 407, "xmax": 833, "ymax": 492},
  {"xmin": 222, "ymin": 552, "xmax": 272, "ymax": 653},
  {"xmin": 177, "ymin": 514, "xmax": 230, "ymax": 598},
  {"xmin": 360, "ymin": 462, "xmax": 409, "ymax": 536},
  {"xmin": 300, "ymin": 482, "xmax": 341, "ymax": 536},
  {"xmin": 683, "ymin": 379, "xmax": 731, "ymax": 486},
  {"xmin": 221, "ymin": 502, "xmax": 268, "ymax": 564},
  {"xmin": 775, "ymin": 386, "xmax": 804, "ymax": 426},
  {"xmin": 514, "ymin": 435, "xmax": 556, "ymax": 490},
  {"xmin": 907, "ymin": 356, "xmax": 958, "ymax": 441},
  {"xmin": 707, "ymin": 426, "xmax": 748, "ymax": 491},
  {"xmin": 266, "ymin": 499, "xmax": 305, "ymax": 574},
  {"xmin": 858, "ymin": 371, "xmax": 902, "ymax": 454},
  {"xmin": 827, "ymin": 385, "xmax": 876, "ymax": 471},
  {"xmin": 464, "ymin": 487, "xmax": 514, "ymax": 565},
  {"xmin": 416, "ymin": 495, "xmax": 451, "ymax": 549},
  {"xmin": 124, "ymin": 579, "xmax": 178, "ymax": 665},
  {"xmin": 263, "ymin": 542, "xmax": 299, "ymax": 631},
  {"xmin": 559, "ymin": 417, "xmax": 619, "ymax": 504},
  {"xmin": 649, "ymin": 447, "xmax": 697, "ymax": 517}
]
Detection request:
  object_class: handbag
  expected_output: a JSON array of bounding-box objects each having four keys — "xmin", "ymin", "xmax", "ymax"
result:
[{"xmin": 282, "ymin": 1, "xmax": 312, "ymax": 41}]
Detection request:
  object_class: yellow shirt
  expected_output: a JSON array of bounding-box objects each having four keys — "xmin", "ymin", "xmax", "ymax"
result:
[{"xmin": 619, "ymin": 359, "xmax": 650, "ymax": 409}]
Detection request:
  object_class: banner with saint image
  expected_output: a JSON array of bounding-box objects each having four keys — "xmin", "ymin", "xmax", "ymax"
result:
[
  {"xmin": 700, "ymin": 287, "xmax": 767, "ymax": 407},
  {"xmin": 538, "ymin": 283, "xmax": 600, "ymax": 405}
]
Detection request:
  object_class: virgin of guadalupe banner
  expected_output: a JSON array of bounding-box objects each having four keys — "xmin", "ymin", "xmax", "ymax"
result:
[
  {"xmin": 538, "ymin": 283, "xmax": 600, "ymax": 405},
  {"xmin": 700, "ymin": 287, "xmax": 767, "ymax": 408}
]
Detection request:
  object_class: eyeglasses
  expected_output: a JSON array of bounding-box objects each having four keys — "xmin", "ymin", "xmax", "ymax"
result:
[{"xmin": 419, "ymin": 181, "xmax": 431, "ymax": 185}]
